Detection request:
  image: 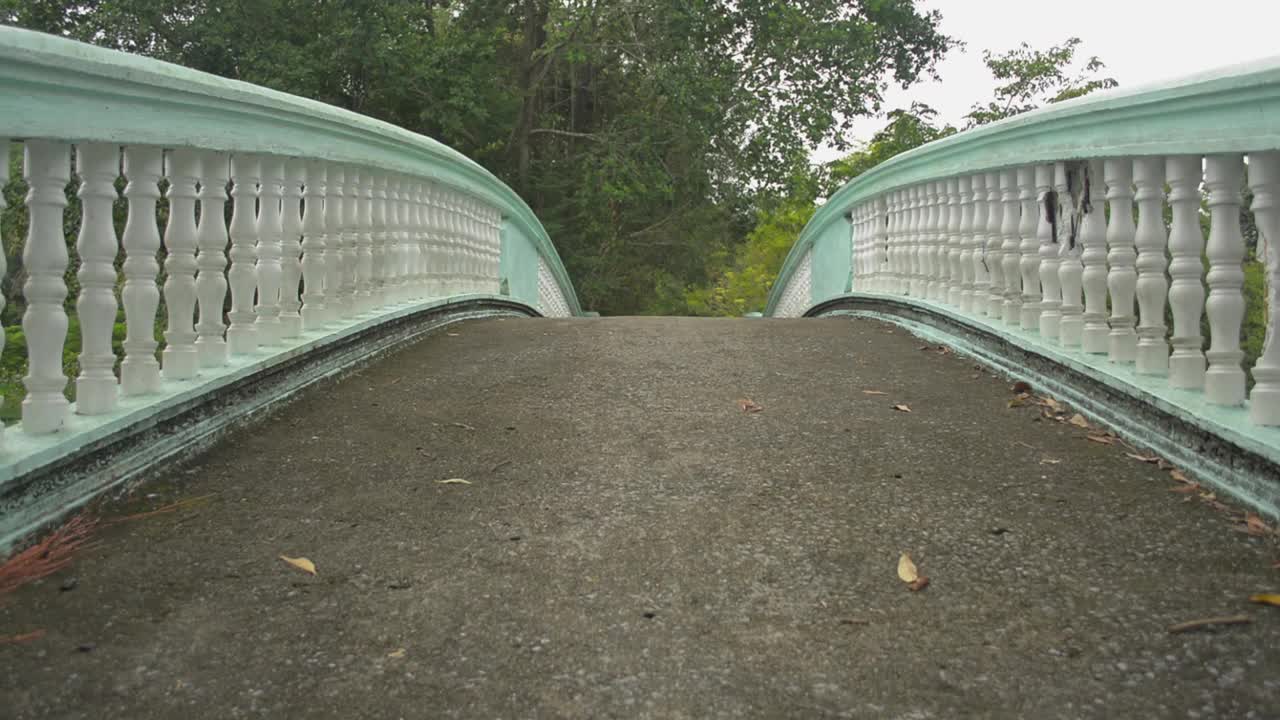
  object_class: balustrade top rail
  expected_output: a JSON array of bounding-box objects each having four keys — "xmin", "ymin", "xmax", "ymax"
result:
[
  {"xmin": 0, "ymin": 26, "xmax": 579, "ymax": 314},
  {"xmin": 766, "ymin": 55, "xmax": 1280, "ymax": 317}
]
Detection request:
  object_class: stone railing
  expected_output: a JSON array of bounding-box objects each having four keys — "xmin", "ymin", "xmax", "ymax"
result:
[
  {"xmin": 767, "ymin": 57, "xmax": 1280, "ymax": 516},
  {"xmin": 0, "ymin": 27, "xmax": 580, "ymax": 548}
]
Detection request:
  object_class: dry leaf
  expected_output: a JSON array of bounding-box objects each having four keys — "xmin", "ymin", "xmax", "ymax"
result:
[
  {"xmin": 1068, "ymin": 414, "xmax": 1089, "ymax": 429},
  {"xmin": 1011, "ymin": 381, "xmax": 1032, "ymax": 394},
  {"xmin": 892, "ymin": 404, "xmax": 912, "ymax": 413},
  {"xmin": 1169, "ymin": 483, "xmax": 1201, "ymax": 495},
  {"xmin": 1169, "ymin": 469, "xmax": 1190, "ymax": 483},
  {"xmin": 436, "ymin": 478, "xmax": 472, "ymax": 485},
  {"xmin": 1125, "ymin": 453, "xmax": 1160, "ymax": 464},
  {"xmin": 897, "ymin": 553, "xmax": 919, "ymax": 583},
  {"xmin": 0, "ymin": 629, "xmax": 45, "ymax": 645},
  {"xmin": 907, "ymin": 576, "xmax": 930, "ymax": 592},
  {"xmin": 387, "ymin": 648, "xmax": 407, "ymax": 659},
  {"xmin": 862, "ymin": 390, "xmax": 888, "ymax": 396},
  {"xmin": 1245, "ymin": 513, "xmax": 1273, "ymax": 536},
  {"xmin": 1167, "ymin": 615, "xmax": 1252, "ymax": 634},
  {"xmin": 280, "ymin": 555, "xmax": 317, "ymax": 576},
  {"xmin": 1086, "ymin": 434, "xmax": 1114, "ymax": 445},
  {"xmin": 1249, "ymin": 593, "xmax": 1280, "ymax": 607},
  {"xmin": 738, "ymin": 398, "xmax": 764, "ymax": 413},
  {"xmin": 1040, "ymin": 397, "xmax": 1063, "ymax": 412}
]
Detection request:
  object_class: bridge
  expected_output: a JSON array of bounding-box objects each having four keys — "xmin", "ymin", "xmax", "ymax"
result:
[{"xmin": 0, "ymin": 27, "xmax": 1278, "ymax": 718}]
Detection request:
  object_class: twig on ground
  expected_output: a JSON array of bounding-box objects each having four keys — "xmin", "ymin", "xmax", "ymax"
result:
[
  {"xmin": 1167, "ymin": 615, "xmax": 1252, "ymax": 634},
  {"xmin": 0, "ymin": 514, "xmax": 99, "ymax": 597}
]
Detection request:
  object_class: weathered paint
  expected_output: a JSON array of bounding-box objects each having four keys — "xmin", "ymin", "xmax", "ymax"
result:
[{"xmin": 0, "ymin": 25, "xmax": 580, "ymax": 315}]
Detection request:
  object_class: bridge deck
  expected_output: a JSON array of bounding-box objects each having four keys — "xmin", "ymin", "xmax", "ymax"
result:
[{"xmin": 2, "ymin": 317, "xmax": 1277, "ymax": 718}]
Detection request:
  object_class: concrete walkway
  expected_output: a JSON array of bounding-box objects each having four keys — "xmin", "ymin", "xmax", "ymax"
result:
[{"xmin": 1, "ymin": 317, "xmax": 1277, "ymax": 719}]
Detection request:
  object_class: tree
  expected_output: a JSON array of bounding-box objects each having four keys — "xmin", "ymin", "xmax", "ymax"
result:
[{"xmin": 964, "ymin": 37, "xmax": 1118, "ymax": 127}]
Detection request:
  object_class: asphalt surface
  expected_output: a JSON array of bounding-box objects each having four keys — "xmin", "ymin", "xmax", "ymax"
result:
[{"xmin": 1, "ymin": 316, "xmax": 1278, "ymax": 719}]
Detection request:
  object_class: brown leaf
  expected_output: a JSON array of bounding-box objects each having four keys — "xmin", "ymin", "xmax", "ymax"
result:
[
  {"xmin": 1086, "ymin": 434, "xmax": 1114, "ymax": 445},
  {"xmin": 1040, "ymin": 397, "xmax": 1064, "ymax": 412},
  {"xmin": 1245, "ymin": 513, "xmax": 1273, "ymax": 536},
  {"xmin": 1011, "ymin": 381, "xmax": 1032, "ymax": 394},
  {"xmin": 907, "ymin": 576, "xmax": 931, "ymax": 592},
  {"xmin": 892, "ymin": 404, "xmax": 912, "ymax": 413},
  {"xmin": 1249, "ymin": 593, "xmax": 1280, "ymax": 607},
  {"xmin": 279, "ymin": 555, "xmax": 317, "ymax": 576},
  {"xmin": 897, "ymin": 553, "xmax": 919, "ymax": 583},
  {"xmin": 1068, "ymin": 414, "xmax": 1090, "ymax": 429},
  {"xmin": 1169, "ymin": 483, "xmax": 1201, "ymax": 495},
  {"xmin": 738, "ymin": 398, "xmax": 764, "ymax": 413},
  {"xmin": 862, "ymin": 390, "xmax": 888, "ymax": 396},
  {"xmin": 387, "ymin": 648, "xmax": 408, "ymax": 659},
  {"xmin": 1169, "ymin": 469, "xmax": 1190, "ymax": 483},
  {"xmin": 0, "ymin": 629, "xmax": 45, "ymax": 645},
  {"xmin": 1125, "ymin": 453, "xmax": 1160, "ymax": 464}
]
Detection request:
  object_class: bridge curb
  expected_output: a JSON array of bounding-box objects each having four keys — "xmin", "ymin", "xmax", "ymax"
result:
[
  {"xmin": 0, "ymin": 297, "xmax": 540, "ymax": 554},
  {"xmin": 808, "ymin": 294, "xmax": 1280, "ymax": 520}
]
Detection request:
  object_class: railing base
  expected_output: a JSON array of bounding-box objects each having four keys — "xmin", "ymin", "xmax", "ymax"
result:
[
  {"xmin": 807, "ymin": 293, "xmax": 1280, "ymax": 520},
  {"xmin": 0, "ymin": 295, "xmax": 541, "ymax": 554}
]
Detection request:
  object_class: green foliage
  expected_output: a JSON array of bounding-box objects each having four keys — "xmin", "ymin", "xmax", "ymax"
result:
[{"xmin": 964, "ymin": 37, "xmax": 1118, "ymax": 127}]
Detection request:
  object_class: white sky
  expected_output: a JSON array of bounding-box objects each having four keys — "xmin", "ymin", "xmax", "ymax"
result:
[{"xmin": 813, "ymin": 0, "xmax": 1280, "ymax": 163}]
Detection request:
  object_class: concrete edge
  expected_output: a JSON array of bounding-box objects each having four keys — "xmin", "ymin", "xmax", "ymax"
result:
[
  {"xmin": 0, "ymin": 297, "xmax": 538, "ymax": 554},
  {"xmin": 806, "ymin": 296, "xmax": 1280, "ymax": 520}
]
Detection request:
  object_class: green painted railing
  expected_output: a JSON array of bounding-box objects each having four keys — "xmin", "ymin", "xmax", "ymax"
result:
[
  {"xmin": 767, "ymin": 56, "xmax": 1280, "ymax": 516},
  {"xmin": 0, "ymin": 26, "xmax": 581, "ymax": 549}
]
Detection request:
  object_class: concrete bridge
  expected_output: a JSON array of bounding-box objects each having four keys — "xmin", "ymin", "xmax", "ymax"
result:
[{"xmin": 0, "ymin": 27, "xmax": 1278, "ymax": 718}]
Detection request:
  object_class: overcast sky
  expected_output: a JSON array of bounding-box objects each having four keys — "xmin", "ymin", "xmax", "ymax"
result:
[{"xmin": 814, "ymin": 0, "xmax": 1280, "ymax": 162}]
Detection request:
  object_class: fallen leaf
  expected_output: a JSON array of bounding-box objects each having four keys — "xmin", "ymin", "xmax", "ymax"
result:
[
  {"xmin": 446, "ymin": 332, "xmax": 460, "ymax": 337},
  {"xmin": 1169, "ymin": 469, "xmax": 1190, "ymax": 483},
  {"xmin": 738, "ymin": 398, "xmax": 764, "ymax": 413},
  {"xmin": 1011, "ymin": 381, "xmax": 1032, "ymax": 394},
  {"xmin": 387, "ymin": 648, "xmax": 407, "ymax": 659},
  {"xmin": 1167, "ymin": 615, "xmax": 1252, "ymax": 634},
  {"xmin": 1245, "ymin": 513, "xmax": 1273, "ymax": 536},
  {"xmin": 279, "ymin": 555, "xmax": 317, "ymax": 576},
  {"xmin": 1273, "ymin": 559, "xmax": 1280, "ymax": 569},
  {"xmin": 449, "ymin": 422, "xmax": 475, "ymax": 431},
  {"xmin": 1086, "ymin": 434, "xmax": 1114, "ymax": 445},
  {"xmin": 1068, "ymin": 414, "xmax": 1089, "ymax": 429},
  {"xmin": 436, "ymin": 478, "xmax": 472, "ymax": 485},
  {"xmin": 862, "ymin": 390, "xmax": 888, "ymax": 396},
  {"xmin": 1040, "ymin": 397, "xmax": 1064, "ymax": 412},
  {"xmin": 908, "ymin": 576, "xmax": 930, "ymax": 592},
  {"xmin": 1169, "ymin": 483, "xmax": 1201, "ymax": 494},
  {"xmin": 1040, "ymin": 457, "xmax": 1062, "ymax": 465},
  {"xmin": 892, "ymin": 404, "xmax": 912, "ymax": 413},
  {"xmin": 1249, "ymin": 593, "xmax": 1280, "ymax": 607},
  {"xmin": 1125, "ymin": 453, "xmax": 1161, "ymax": 464},
  {"xmin": 0, "ymin": 630, "xmax": 45, "ymax": 645},
  {"xmin": 897, "ymin": 553, "xmax": 919, "ymax": 583}
]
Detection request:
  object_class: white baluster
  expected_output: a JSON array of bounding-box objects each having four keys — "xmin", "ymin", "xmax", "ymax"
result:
[
  {"xmin": 356, "ymin": 171, "xmax": 375, "ymax": 313},
  {"xmin": 340, "ymin": 168, "xmax": 360, "ymax": 319},
  {"xmin": 21, "ymin": 141, "xmax": 71, "ymax": 433},
  {"xmin": 388, "ymin": 177, "xmax": 405, "ymax": 302},
  {"xmin": 161, "ymin": 148, "xmax": 200, "ymax": 379},
  {"xmin": 985, "ymin": 171, "xmax": 1004, "ymax": 318},
  {"xmin": 936, "ymin": 181, "xmax": 952, "ymax": 301},
  {"xmin": 279, "ymin": 159, "xmax": 305, "ymax": 338},
  {"xmin": 195, "ymin": 152, "xmax": 229, "ymax": 367},
  {"xmin": 907, "ymin": 186, "xmax": 922, "ymax": 297},
  {"xmin": 884, "ymin": 190, "xmax": 898, "ymax": 294},
  {"xmin": 1248, "ymin": 151, "xmax": 1280, "ymax": 425},
  {"xmin": 300, "ymin": 159, "xmax": 327, "ymax": 330},
  {"xmin": 1167, "ymin": 156, "xmax": 1207, "ymax": 388},
  {"xmin": 874, "ymin": 194, "xmax": 888, "ymax": 292},
  {"xmin": 226, "ymin": 154, "xmax": 260, "ymax": 355},
  {"xmin": 1080, "ymin": 160, "xmax": 1110, "ymax": 354},
  {"xmin": 922, "ymin": 183, "xmax": 938, "ymax": 300},
  {"xmin": 323, "ymin": 165, "xmax": 345, "ymax": 321},
  {"xmin": 957, "ymin": 175, "xmax": 975, "ymax": 312},
  {"xmin": 1105, "ymin": 158, "xmax": 1138, "ymax": 364},
  {"xmin": 1036, "ymin": 164, "xmax": 1060, "ymax": 340},
  {"xmin": 1018, "ymin": 166, "xmax": 1041, "ymax": 329},
  {"xmin": 970, "ymin": 173, "xmax": 989, "ymax": 316},
  {"xmin": 1203, "ymin": 154, "xmax": 1247, "ymax": 405},
  {"xmin": 408, "ymin": 181, "xmax": 424, "ymax": 298},
  {"xmin": 254, "ymin": 156, "xmax": 284, "ymax": 347},
  {"xmin": 121, "ymin": 146, "xmax": 163, "ymax": 394},
  {"xmin": 1134, "ymin": 157, "xmax": 1169, "ymax": 375},
  {"xmin": 489, "ymin": 207, "xmax": 502, "ymax": 293},
  {"xmin": 947, "ymin": 177, "xmax": 964, "ymax": 306},
  {"xmin": 1057, "ymin": 162, "xmax": 1084, "ymax": 348},
  {"xmin": 370, "ymin": 172, "xmax": 388, "ymax": 307},
  {"xmin": 73, "ymin": 144, "xmax": 121, "ymax": 414},
  {"xmin": 1000, "ymin": 169, "xmax": 1022, "ymax": 326}
]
